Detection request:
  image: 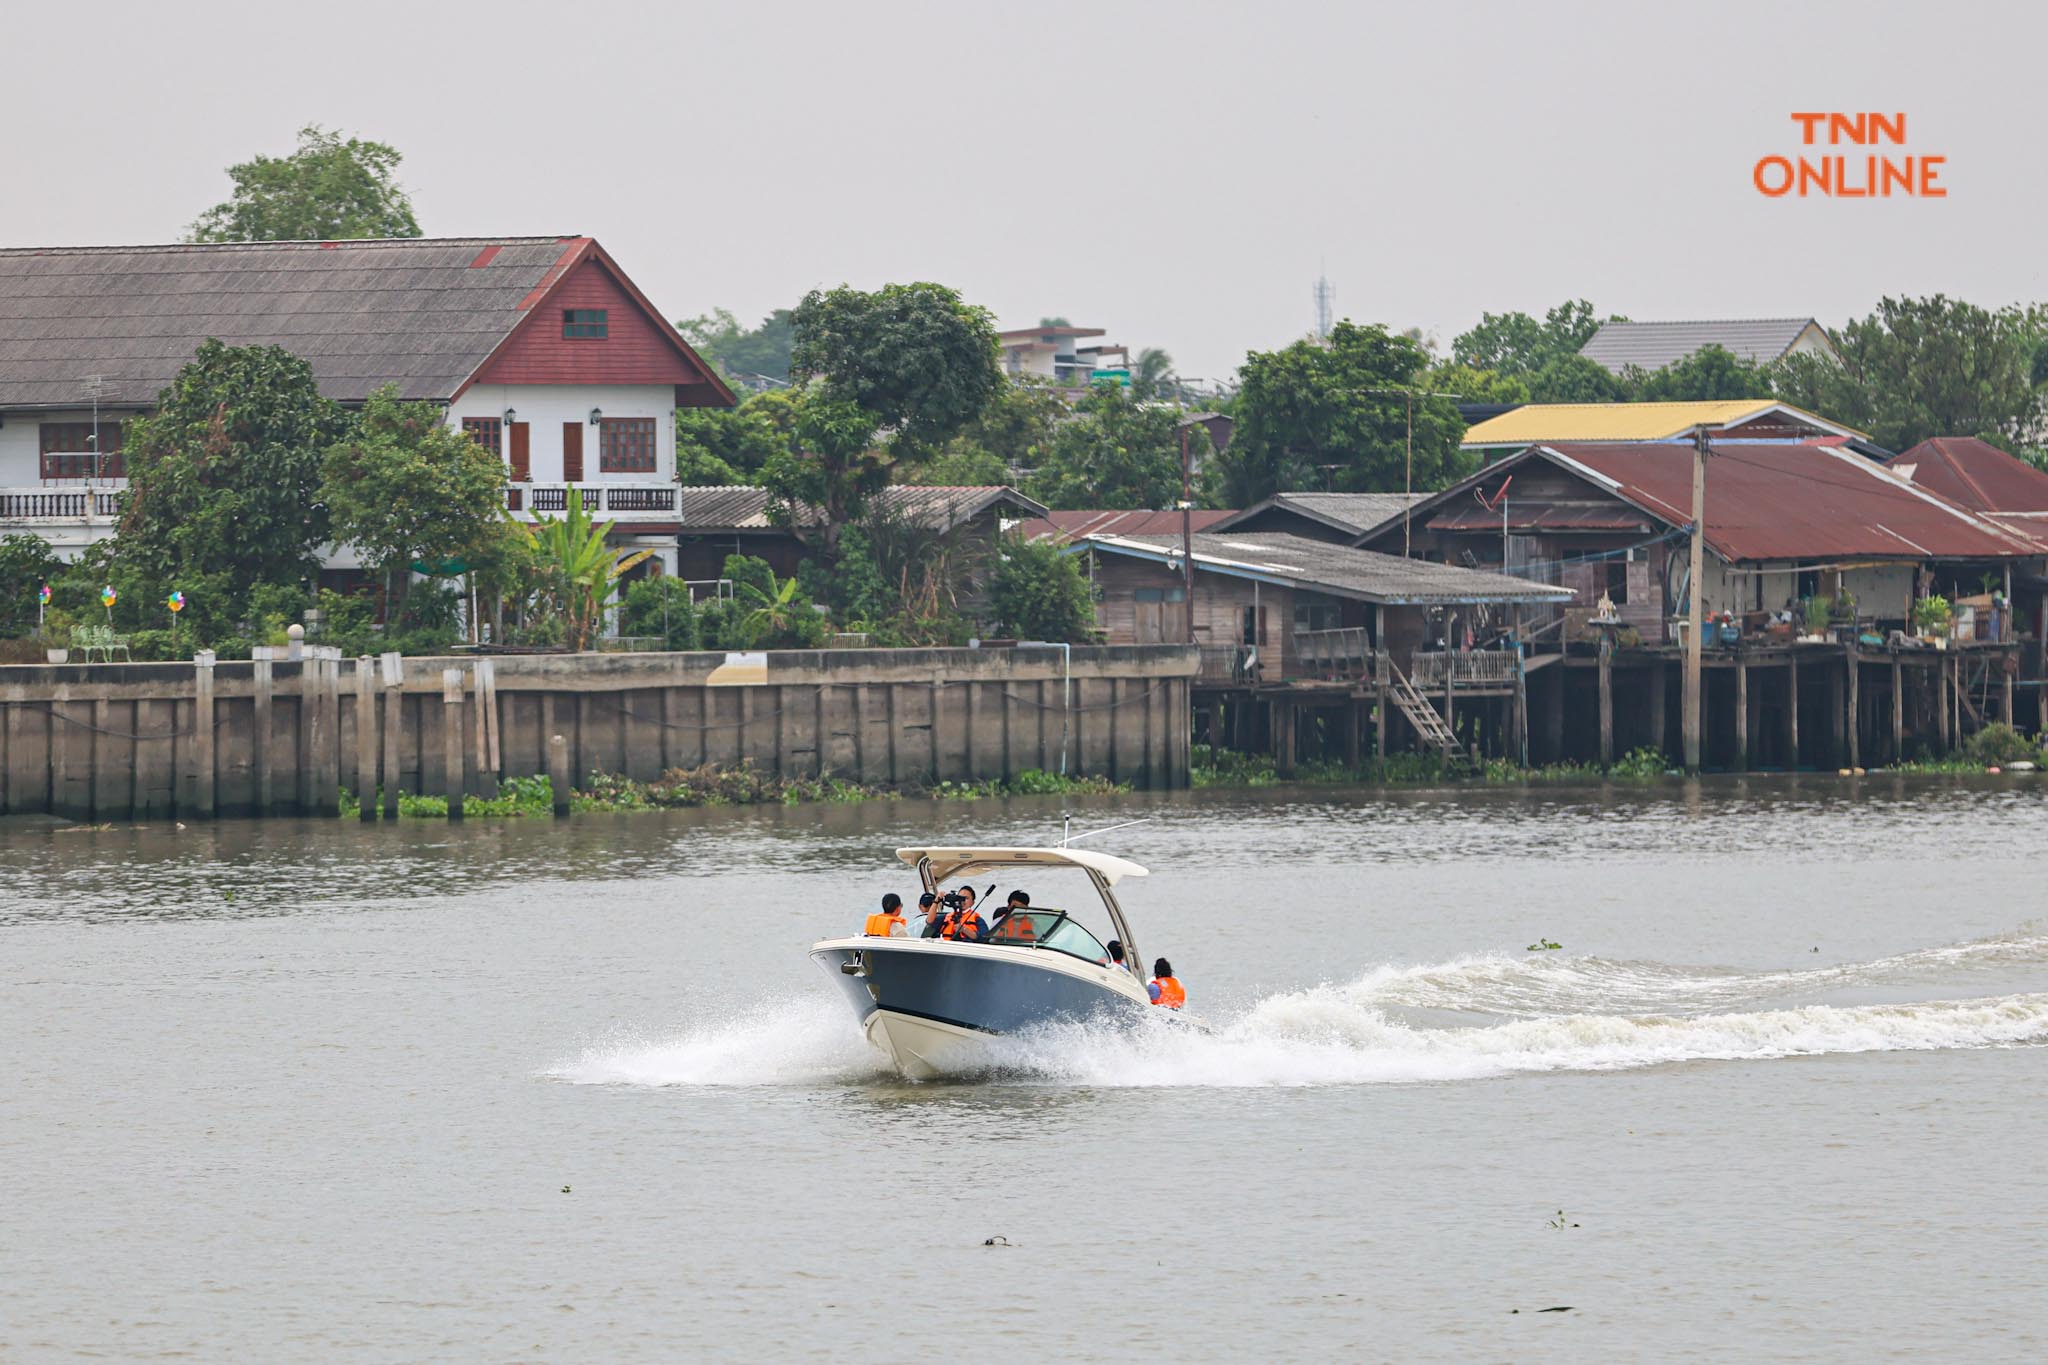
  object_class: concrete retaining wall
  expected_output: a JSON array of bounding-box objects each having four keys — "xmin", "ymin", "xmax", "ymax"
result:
[{"xmin": 0, "ymin": 645, "xmax": 1198, "ymax": 820}]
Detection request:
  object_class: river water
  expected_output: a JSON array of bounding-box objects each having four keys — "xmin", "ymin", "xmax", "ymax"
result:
[{"xmin": 5, "ymin": 778, "xmax": 2046, "ymax": 1362}]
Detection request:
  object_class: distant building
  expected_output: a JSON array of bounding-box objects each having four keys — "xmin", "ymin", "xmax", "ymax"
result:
[
  {"xmin": 997, "ymin": 325, "xmax": 1129, "ymax": 387},
  {"xmin": 0, "ymin": 236, "xmax": 730, "ymax": 572},
  {"xmin": 1209, "ymin": 491, "xmax": 1426, "ymax": 544},
  {"xmin": 1460, "ymin": 399, "xmax": 1864, "ymax": 463},
  {"xmin": 1579, "ymin": 318, "xmax": 1839, "ymax": 375},
  {"xmin": 1016, "ymin": 508, "xmax": 1238, "ymax": 544}
]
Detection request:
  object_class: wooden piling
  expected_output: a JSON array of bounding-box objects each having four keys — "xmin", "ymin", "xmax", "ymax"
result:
[
  {"xmin": 1648, "ymin": 660, "xmax": 1667, "ymax": 758},
  {"xmin": 1375, "ymin": 667, "xmax": 1389, "ymax": 761},
  {"xmin": 1597, "ymin": 635, "xmax": 1613, "ymax": 767},
  {"xmin": 356, "ymin": 656, "xmax": 377, "ymax": 822},
  {"xmin": 1342, "ymin": 700, "xmax": 1361, "ymax": 768},
  {"xmin": 1891, "ymin": 657, "xmax": 1904, "ymax": 762},
  {"xmin": 1734, "ymin": 660, "xmax": 1748, "ymax": 772},
  {"xmin": 548, "ymin": 733, "xmax": 571, "ymax": 816},
  {"xmin": 1786, "ymin": 656, "xmax": 1799, "ymax": 769},
  {"xmin": 311, "ymin": 649, "xmax": 341, "ymax": 816},
  {"xmin": 1844, "ymin": 644, "xmax": 1859, "ymax": 770},
  {"xmin": 192, "ymin": 650, "xmax": 216, "ymax": 819},
  {"xmin": 441, "ymin": 668, "xmax": 466, "ymax": 820},
  {"xmin": 1938, "ymin": 655, "xmax": 1951, "ymax": 751},
  {"xmin": 1512, "ymin": 661, "xmax": 1529, "ymax": 768},
  {"xmin": 471, "ymin": 659, "xmax": 496, "ymax": 797},
  {"xmin": 2004, "ymin": 660, "xmax": 2015, "ymax": 728},
  {"xmin": 253, "ymin": 650, "xmax": 275, "ymax": 816},
  {"xmin": 380, "ymin": 652, "xmax": 403, "ymax": 820},
  {"xmin": 1274, "ymin": 701, "xmax": 1295, "ymax": 778}
]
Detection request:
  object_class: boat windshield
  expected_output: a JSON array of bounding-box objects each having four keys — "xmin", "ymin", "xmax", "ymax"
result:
[{"xmin": 988, "ymin": 910, "xmax": 1110, "ymax": 965}]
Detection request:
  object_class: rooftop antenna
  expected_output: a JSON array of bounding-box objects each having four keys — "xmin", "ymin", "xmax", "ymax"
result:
[
  {"xmin": 1313, "ymin": 265, "xmax": 1333, "ymax": 341},
  {"xmin": 82, "ymin": 373, "xmax": 107, "ymax": 509}
]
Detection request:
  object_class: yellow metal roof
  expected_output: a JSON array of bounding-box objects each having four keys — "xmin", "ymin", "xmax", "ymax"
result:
[{"xmin": 1460, "ymin": 400, "xmax": 1863, "ymax": 447}]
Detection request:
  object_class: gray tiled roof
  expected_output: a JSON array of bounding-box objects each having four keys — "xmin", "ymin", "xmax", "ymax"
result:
[
  {"xmin": 1080, "ymin": 531, "xmax": 1573, "ymax": 605},
  {"xmin": 680, "ymin": 484, "xmax": 1048, "ymax": 533},
  {"xmin": 0, "ymin": 237, "xmax": 585, "ymax": 408},
  {"xmin": 1211, "ymin": 490, "xmax": 1426, "ymax": 536},
  {"xmin": 1578, "ymin": 318, "xmax": 1827, "ymax": 375}
]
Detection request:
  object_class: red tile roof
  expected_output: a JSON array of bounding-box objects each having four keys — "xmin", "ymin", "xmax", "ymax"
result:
[
  {"xmin": 1016, "ymin": 508, "xmax": 1237, "ymax": 542},
  {"xmin": 1541, "ymin": 442, "xmax": 2043, "ymax": 560},
  {"xmin": 1893, "ymin": 437, "xmax": 2048, "ymax": 515}
]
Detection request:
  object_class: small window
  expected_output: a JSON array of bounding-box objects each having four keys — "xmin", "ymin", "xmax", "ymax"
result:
[
  {"xmin": 1605, "ymin": 557, "xmax": 1629, "ymax": 606},
  {"xmin": 563, "ymin": 308, "xmax": 608, "ymax": 339},
  {"xmin": 460, "ymin": 417, "xmax": 502, "ymax": 451},
  {"xmin": 1133, "ymin": 587, "xmax": 1165, "ymax": 603},
  {"xmin": 39, "ymin": 421, "xmax": 125, "ymax": 480},
  {"xmin": 598, "ymin": 417, "xmax": 657, "ymax": 473}
]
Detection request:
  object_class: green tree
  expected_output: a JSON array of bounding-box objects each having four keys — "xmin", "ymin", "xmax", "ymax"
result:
[
  {"xmin": 523, "ymin": 488, "xmax": 650, "ymax": 651},
  {"xmin": 1772, "ymin": 296, "xmax": 2044, "ymax": 451},
  {"xmin": 320, "ymin": 385, "xmax": 510, "ymax": 621},
  {"xmin": 116, "ymin": 340, "xmax": 345, "ymax": 641},
  {"xmin": 187, "ymin": 125, "xmax": 420, "ymax": 243},
  {"xmin": 1422, "ymin": 363, "xmax": 1531, "ymax": 407},
  {"xmin": 987, "ymin": 536, "xmax": 1095, "ymax": 642},
  {"xmin": 1132, "ymin": 347, "xmax": 1176, "ymax": 399},
  {"xmin": 676, "ymin": 307, "xmax": 797, "ymax": 384},
  {"xmin": 1217, "ymin": 321, "xmax": 1466, "ymax": 507},
  {"xmin": 778, "ymin": 282, "xmax": 1004, "ymax": 552},
  {"xmin": 1526, "ymin": 353, "xmax": 1634, "ymax": 404},
  {"xmin": 674, "ymin": 394, "xmax": 796, "ymax": 485},
  {"xmin": 1451, "ymin": 300, "xmax": 1609, "ymax": 376},
  {"xmin": 1632, "ymin": 344, "xmax": 1776, "ymax": 401},
  {"xmin": 0, "ymin": 534, "xmax": 63, "ymax": 638},
  {"xmin": 618, "ymin": 578, "xmax": 701, "ymax": 651},
  {"xmin": 947, "ymin": 378, "xmax": 1065, "ymax": 478},
  {"xmin": 1026, "ymin": 387, "xmax": 1187, "ymax": 509}
]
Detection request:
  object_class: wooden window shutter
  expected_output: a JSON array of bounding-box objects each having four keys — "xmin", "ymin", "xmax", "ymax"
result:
[
  {"xmin": 508, "ymin": 422, "xmax": 531, "ymax": 482},
  {"xmin": 562, "ymin": 422, "xmax": 584, "ymax": 482}
]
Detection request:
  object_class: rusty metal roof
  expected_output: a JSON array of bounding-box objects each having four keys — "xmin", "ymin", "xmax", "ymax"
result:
[
  {"xmin": 679, "ymin": 484, "xmax": 1047, "ymax": 534},
  {"xmin": 1074, "ymin": 532, "xmax": 1574, "ymax": 606},
  {"xmin": 1538, "ymin": 442, "xmax": 2045, "ymax": 560},
  {"xmin": 1893, "ymin": 437, "xmax": 2048, "ymax": 515},
  {"xmin": 1427, "ymin": 503, "xmax": 1652, "ymax": 533}
]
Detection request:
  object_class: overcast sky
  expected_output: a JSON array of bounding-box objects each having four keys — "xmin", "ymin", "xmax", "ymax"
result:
[{"xmin": 7, "ymin": 0, "xmax": 2044, "ymax": 380}]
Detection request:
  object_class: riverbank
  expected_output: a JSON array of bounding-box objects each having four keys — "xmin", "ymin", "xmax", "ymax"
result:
[{"xmin": 337, "ymin": 763, "xmax": 1127, "ymax": 819}]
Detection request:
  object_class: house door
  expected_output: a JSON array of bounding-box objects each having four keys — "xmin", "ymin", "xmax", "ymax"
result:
[{"xmin": 1134, "ymin": 599, "xmax": 1166, "ymax": 644}]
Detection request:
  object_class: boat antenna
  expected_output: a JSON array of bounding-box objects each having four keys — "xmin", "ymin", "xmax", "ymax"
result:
[
  {"xmin": 1062, "ymin": 814, "xmax": 1072, "ymax": 848},
  {"xmin": 1061, "ymin": 817, "xmax": 1153, "ymax": 846}
]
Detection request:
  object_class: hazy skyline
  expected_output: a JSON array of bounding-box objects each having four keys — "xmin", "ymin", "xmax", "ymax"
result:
[{"xmin": 6, "ymin": 0, "xmax": 2044, "ymax": 381}]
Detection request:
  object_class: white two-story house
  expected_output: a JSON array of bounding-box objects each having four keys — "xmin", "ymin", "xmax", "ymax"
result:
[{"xmin": 0, "ymin": 235, "xmax": 732, "ymax": 575}]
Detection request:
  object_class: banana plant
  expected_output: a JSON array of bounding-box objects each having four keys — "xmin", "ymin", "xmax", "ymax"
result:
[
  {"xmin": 738, "ymin": 569, "xmax": 804, "ymax": 646},
  {"xmin": 523, "ymin": 488, "xmax": 650, "ymax": 650}
]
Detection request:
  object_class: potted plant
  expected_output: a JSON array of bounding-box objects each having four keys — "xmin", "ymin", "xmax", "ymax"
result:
[
  {"xmin": 1912, "ymin": 594, "xmax": 1952, "ymax": 643},
  {"xmin": 41, "ymin": 610, "xmax": 73, "ymax": 664},
  {"xmin": 1800, "ymin": 596, "xmax": 1831, "ymax": 642}
]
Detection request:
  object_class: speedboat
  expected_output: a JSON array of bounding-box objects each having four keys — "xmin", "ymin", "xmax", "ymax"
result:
[{"xmin": 810, "ymin": 845, "xmax": 1172, "ymax": 1080}]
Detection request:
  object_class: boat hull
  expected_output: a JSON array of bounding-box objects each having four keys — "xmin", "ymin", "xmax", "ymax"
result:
[{"xmin": 811, "ymin": 938, "xmax": 1150, "ymax": 1079}]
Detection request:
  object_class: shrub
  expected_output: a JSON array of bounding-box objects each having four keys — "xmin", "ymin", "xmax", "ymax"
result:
[
  {"xmin": 987, "ymin": 535, "xmax": 1095, "ymax": 642},
  {"xmin": 620, "ymin": 578, "xmax": 700, "ymax": 651},
  {"xmin": 1963, "ymin": 723, "xmax": 2038, "ymax": 767}
]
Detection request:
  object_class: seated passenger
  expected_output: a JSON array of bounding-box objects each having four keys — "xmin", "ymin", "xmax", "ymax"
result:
[
  {"xmin": 991, "ymin": 890, "xmax": 1036, "ymax": 942},
  {"xmin": 862, "ymin": 893, "xmax": 908, "ymax": 938},
  {"xmin": 917, "ymin": 892, "xmax": 948, "ymax": 938},
  {"xmin": 1147, "ymin": 957, "xmax": 1185, "ymax": 1009},
  {"xmin": 1100, "ymin": 938, "xmax": 1129, "ymax": 971}
]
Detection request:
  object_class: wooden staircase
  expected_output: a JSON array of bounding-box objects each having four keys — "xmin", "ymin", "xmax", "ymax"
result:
[{"xmin": 1385, "ymin": 663, "xmax": 1474, "ymax": 771}]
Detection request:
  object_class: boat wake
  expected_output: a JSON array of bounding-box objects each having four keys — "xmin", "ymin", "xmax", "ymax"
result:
[{"xmin": 547, "ymin": 931, "xmax": 2048, "ymax": 1089}]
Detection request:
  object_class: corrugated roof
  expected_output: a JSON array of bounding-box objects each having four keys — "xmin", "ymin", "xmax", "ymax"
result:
[
  {"xmin": 1578, "ymin": 318, "xmax": 1830, "ymax": 374},
  {"xmin": 1892, "ymin": 437, "xmax": 2048, "ymax": 515},
  {"xmin": 1016, "ymin": 508, "xmax": 1238, "ymax": 542},
  {"xmin": 679, "ymin": 484, "xmax": 1048, "ymax": 533},
  {"xmin": 1538, "ymin": 442, "xmax": 2044, "ymax": 560},
  {"xmin": 0, "ymin": 236, "xmax": 718, "ymax": 408},
  {"xmin": 1427, "ymin": 504, "xmax": 1652, "ymax": 533},
  {"xmin": 1210, "ymin": 491, "xmax": 1427, "ymax": 537},
  {"xmin": 1075, "ymin": 532, "xmax": 1574, "ymax": 606},
  {"xmin": 1460, "ymin": 400, "xmax": 1863, "ymax": 448}
]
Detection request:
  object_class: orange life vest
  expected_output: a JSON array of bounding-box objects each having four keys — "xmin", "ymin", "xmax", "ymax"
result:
[
  {"xmin": 942, "ymin": 908, "xmax": 984, "ymax": 941},
  {"xmin": 863, "ymin": 911, "xmax": 906, "ymax": 937},
  {"xmin": 995, "ymin": 912, "xmax": 1036, "ymax": 942},
  {"xmin": 1151, "ymin": 976, "xmax": 1186, "ymax": 1009}
]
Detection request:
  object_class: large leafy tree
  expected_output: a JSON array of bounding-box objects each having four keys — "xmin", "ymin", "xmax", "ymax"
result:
[
  {"xmin": 676, "ymin": 307, "xmax": 797, "ymax": 385},
  {"xmin": 1526, "ymin": 353, "xmax": 1633, "ymax": 403},
  {"xmin": 988, "ymin": 536, "xmax": 1096, "ymax": 642},
  {"xmin": 320, "ymin": 386, "xmax": 511, "ymax": 619},
  {"xmin": 1631, "ymin": 344, "xmax": 1776, "ymax": 402},
  {"xmin": 772, "ymin": 282, "xmax": 1003, "ymax": 553},
  {"xmin": 1451, "ymin": 300, "xmax": 1610, "ymax": 376},
  {"xmin": 1772, "ymin": 296, "xmax": 2045, "ymax": 451},
  {"xmin": 0, "ymin": 534, "xmax": 64, "ymax": 638},
  {"xmin": 674, "ymin": 393, "xmax": 797, "ymax": 485},
  {"xmin": 116, "ymin": 340, "xmax": 345, "ymax": 640},
  {"xmin": 1216, "ymin": 321, "xmax": 1466, "ymax": 507},
  {"xmin": 1026, "ymin": 387, "xmax": 1187, "ymax": 510},
  {"xmin": 187, "ymin": 125, "xmax": 420, "ymax": 243}
]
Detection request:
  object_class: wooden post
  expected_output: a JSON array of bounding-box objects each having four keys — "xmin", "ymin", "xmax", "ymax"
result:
[
  {"xmin": 1443, "ymin": 670, "xmax": 1456, "ymax": 746},
  {"xmin": 1891, "ymin": 656, "xmax": 1904, "ymax": 763},
  {"xmin": 356, "ymin": 656, "xmax": 377, "ymax": 822},
  {"xmin": 1938, "ymin": 653, "xmax": 1951, "ymax": 752},
  {"xmin": 192, "ymin": 649, "xmax": 216, "ymax": 819},
  {"xmin": 1844, "ymin": 643, "xmax": 1859, "ymax": 770},
  {"xmin": 1544, "ymin": 662, "xmax": 1564, "ymax": 763},
  {"xmin": 548, "ymin": 733, "xmax": 571, "ymax": 816},
  {"xmin": 1786, "ymin": 656, "xmax": 1800, "ymax": 769},
  {"xmin": 481, "ymin": 658, "xmax": 501, "ymax": 778},
  {"xmin": 1375, "ymin": 667, "xmax": 1389, "ymax": 761},
  {"xmin": 1512, "ymin": 659, "xmax": 1529, "ymax": 768},
  {"xmin": 442, "ymin": 669, "xmax": 466, "ymax": 819},
  {"xmin": 313, "ymin": 649, "xmax": 342, "ymax": 817},
  {"xmin": 253, "ymin": 649, "xmax": 275, "ymax": 816},
  {"xmin": 1597, "ymin": 634, "xmax": 1613, "ymax": 768},
  {"xmin": 1648, "ymin": 659, "xmax": 1667, "ymax": 759},
  {"xmin": 470, "ymin": 659, "xmax": 495, "ymax": 797},
  {"xmin": 1683, "ymin": 425, "xmax": 1709, "ymax": 773},
  {"xmin": 1274, "ymin": 701, "xmax": 1295, "ymax": 778},
  {"xmin": 1828, "ymin": 655, "xmax": 1845, "ymax": 767},
  {"xmin": 1342, "ymin": 700, "xmax": 1361, "ymax": 769},
  {"xmin": 1734, "ymin": 659, "xmax": 1749, "ymax": 772},
  {"xmin": 2003, "ymin": 656, "xmax": 2015, "ymax": 727},
  {"xmin": 380, "ymin": 652, "xmax": 403, "ymax": 821}
]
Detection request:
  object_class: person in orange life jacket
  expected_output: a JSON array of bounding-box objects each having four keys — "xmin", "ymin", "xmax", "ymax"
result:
[
  {"xmin": 941, "ymin": 886, "xmax": 988, "ymax": 942},
  {"xmin": 862, "ymin": 893, "xmax": 907, "ymax": 938},
  {"xmin": 1148, "ymin": 958, "xmax": 1185, "ymax": 1009},
  {"xmin": 1100, "ymin": 939, "xmax": 1128, "ymax": 971},
  {"xmin": 990, "ymin": 889, "xmax": 1035, "ymax": 941},
  {"xmin": 917, "ymin": 892, "xmax": 950, "ymax": 939}
]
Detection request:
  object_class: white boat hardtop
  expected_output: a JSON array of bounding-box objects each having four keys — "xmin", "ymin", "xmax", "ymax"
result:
[{"xmin": 895, "ymin": 846, "xmax": 1151, "ymax": 886}]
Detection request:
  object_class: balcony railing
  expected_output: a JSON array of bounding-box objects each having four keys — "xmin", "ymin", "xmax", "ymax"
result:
[
  {"xmin": 510, "ymin": 483, "xmax": 678, "ymax": 518},
  {"xmin": 1294, "ymin": 626, "xmax": 1376, "ymax": 681},
  {"xmin": 1408, "ymin": 650, "xmax": 1521, "ymax": 688},
  {"xmin": 0, "ymin": 487, "xmax": 123, "ymax": 522}
]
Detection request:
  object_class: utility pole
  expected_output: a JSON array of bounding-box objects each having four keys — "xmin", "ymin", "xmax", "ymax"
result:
[
  {"xmin": 1178, "ymin": 423, "xmax": 1195, "ymax": 642},
  {"xmin": 1358, "ymin": 386, "xmax": 1462, "ymax": 558},
  {"xmin": 1683, "ymin": 424, "xmax": 1710, "ymax": 774}
]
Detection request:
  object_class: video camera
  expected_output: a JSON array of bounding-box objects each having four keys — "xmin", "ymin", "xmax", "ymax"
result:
[{"xmin": 938, "ymin": 889, "xmax": 969, "ymax": 910}]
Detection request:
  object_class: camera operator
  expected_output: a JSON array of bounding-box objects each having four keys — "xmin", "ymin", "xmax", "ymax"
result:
[{"xmin": 917, "ymin": 891, "xmax": 948, "ymax": 939}]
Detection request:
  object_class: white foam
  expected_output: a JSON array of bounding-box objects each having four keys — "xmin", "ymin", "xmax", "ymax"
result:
[{"xmin": 546, "ymin": 995, "xmax": 886, "ymax": 1087}]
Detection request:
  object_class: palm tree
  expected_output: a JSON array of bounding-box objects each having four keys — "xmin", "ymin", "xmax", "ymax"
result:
[
  {"xmin": 1133, "ymin": 347, "xmax": 1176, "ymax": 399},
  {"xmin": 524, "ymin": 488, "xmax": 650, "ymax": 650}
]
